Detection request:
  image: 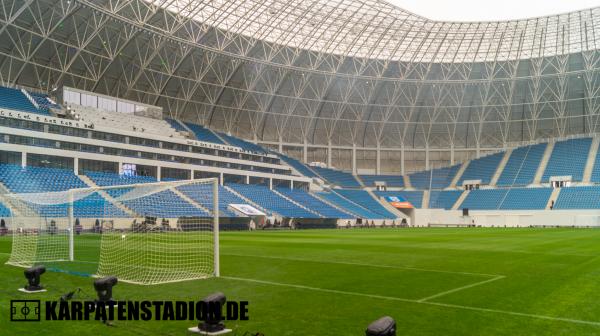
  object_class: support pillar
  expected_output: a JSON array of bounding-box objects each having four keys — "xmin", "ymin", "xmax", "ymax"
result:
[
  {"xmin": 425, "ymin": 144, "xmax": 430, "ymax": 171},
  {"xmin": 327, "ymin": 140, "xmax": 332, "ymax": 168},
  {"xmin": 352, "ymin": 143, "xmax": 357, "ymax": 175},
  {"xmin": 376, "ymin": 145, "xmax": 381, "ymax": 174},
  {"xmin": 303, "ymin": 139, "xmax": 308, "ymax": 163},
  {"xmin": 21, "ymin": 152, "xmax": 27, "ymax": 168},
  {"xmin": 400, "ymin": 144, "xmax": 405, "ymax": 175}
]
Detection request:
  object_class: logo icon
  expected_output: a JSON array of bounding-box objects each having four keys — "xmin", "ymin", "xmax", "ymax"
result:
[{"xmin": 10, "ymin": 300, "xmax": 40, "ymax": 322}]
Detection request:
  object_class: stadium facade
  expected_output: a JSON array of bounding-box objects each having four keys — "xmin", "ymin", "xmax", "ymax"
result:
[{"xmin": 1, "ymin": 0, "xmax": 600, "ymax": 173}]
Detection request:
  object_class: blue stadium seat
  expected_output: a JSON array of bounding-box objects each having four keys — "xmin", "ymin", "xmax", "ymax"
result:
[
  {"xmin": 554, "ymin": 186, "xmax": 600, "ymax": 209},
  {"xmin": 183, "ymin": 122, "xmax": 225, "ymax": 144},
  {"xmin": 315, "ymin": 191, "xmax": 383, "ymax": 219},
  {"xmin": 165, "ymin": 119, "xmax": 189, "ymax": 133},
  {"xmin": 460, "ymin": 188, "xmax": 551, "ymax": 210},
  {"xmin": 543, "ymin": 138, "xmax": 591, "ymax": 182},
  {"xmin": 497, "ymin": 143, "xmax": 546, "ymax": 186},
  {"xmin": 227, "ymin": 183, "xmax": 319, "ymax": 218},
  {"xmin": 458, "ymin": 152, "xmax": 504, "ymax": 186},
  {"xmin": 277, "ymin": 188, "xmax": 352, "ymax": 218},
  {"xmin": 177, "ymin": 184, "xmax": 247, "ymax": 217},
  {"xmin": 85, "ymin": 171, "xmax": 157, "ymax": 186},
  {"xmin": 409, "ymin": 165, "xmax": 460, "ymax": 189},
  {"xmin": 0, "ymin": 164, "xmax": 87, "ymax": 193},
  {"xmin": 312, "ymin": 167, "xmax": 361, "ymax": 188},
  {"xmin": 0, "ymin": 86, "xmax": 44, "ymax": 115},
  {"xmin": 429, "ymin": 190, "xmax": 462, "ymax": 209},
  {"xmin": 216, "ymin": 131, "xmax": 267, "ymax": 154},
  {"xmin": 336, "ymin": 189, "xmax": 396, "ymax": 218},
  {"xmin": 279, "ymin": 155, "xmax": 318, "ymax": 178},
  {"xmin": 0, "ymin": 202, "xmax": 11, "ymax": 217}
]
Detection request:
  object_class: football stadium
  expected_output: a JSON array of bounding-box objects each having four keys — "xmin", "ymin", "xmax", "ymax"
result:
[{"xmin": 2, "ymin": 0, "xmax": 600, "ymax": 334}]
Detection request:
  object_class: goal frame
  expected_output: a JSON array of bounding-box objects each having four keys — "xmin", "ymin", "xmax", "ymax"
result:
[{"xmin": 6, "ymin": 177, "xmax": 220, "ymax": 283}]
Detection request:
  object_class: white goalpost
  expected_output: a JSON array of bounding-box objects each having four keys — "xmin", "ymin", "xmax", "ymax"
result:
[{"xmin": 5, "ymin": 178, "xmax": 220, "ymax": 285}]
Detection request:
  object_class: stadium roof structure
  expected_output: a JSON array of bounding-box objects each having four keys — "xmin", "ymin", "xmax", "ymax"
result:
[{"xmin": 2, "ymin": 0, "xmax": 600, "ymax": 152}]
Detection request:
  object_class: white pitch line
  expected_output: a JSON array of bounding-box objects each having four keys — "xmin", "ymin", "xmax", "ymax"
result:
[
  {"xmin": 417, "ymin": 275, "xmax": 506, "ymax": 302},
  {"xmin": 222, "ymin": 253, "xmax": 501, "ymax": 278},
  {"xmin": 222, "ymin": 276, "xmax": 600, "ymax": 327}
]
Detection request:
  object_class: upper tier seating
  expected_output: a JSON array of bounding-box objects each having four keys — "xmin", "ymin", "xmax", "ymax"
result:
[
  {"xmin": 590, "ymin": 148, "xmax": 600, "ymax": 183},
  {"xmin": 409, "ymin": 165, "xmax": 460, "ymax": 189},
  {"xmin": 497, "ymin": 143, "xmax": 546, "ymax": 186},
  {"xmin": 459, "ymin": 188, "xmax": 551, "ymax": 210},
  {"xmin": 335, "ymin": 189, "xmax": 396, "ymax": 219},
  {"xmin": 0, "ymin": 86, "xmax": 44, "ymax": 115},
  {"xmin": 312, "ymin": 167, "xmax": 361, "ymax": 188},
  {"xmin": 554, "ymin": 186, "xmax": 600, "ymax": 209},
  {"xmin": 542, "ymin": 138, "xmax": 592, "ymax": 182},
  {"xmin": 315, "ymin": 191, "xmax": 383, "ymax": 219},
  {"xmin": 276, "ymin": 188, "xmax": 352, "ymax": 218},
  {"xmin": 374, "ymin": 190, "xmax": 424, "ymax": 209},
  {"xmin": 85, "ymin": 171, "xmax": 156, "ymax": 186},
  {"xmin": 227, "ymin": 183, "xmax": 319, "ymax": 218},
  {"xmin": 71, "ymin": 104, "xmax": 184, "ymax": 139},
  {"xmin": 279, "ymin": 155, "xmax": 318, "ymax": 178},
  {"xmin": 183, "ymin": 122, "xmax": 225, "ymax": 144},
  {"xmin": 359, "ymin": 174, "xmax": 404, "ymax": 188},
  {"xmin": 216, "ymin": 131, "xmax": 267, "ymax": 154},
  {"xmin": 165, "ymin": 119, "xmax": 189, "ymax": 133},
  {"xmin": 177, "ymin": 184, "xmax": 246, "ymax": 217},
  {"xmin": 458, "ymin": 152, "xmax": 504, "ymax": 186},
  {"xmin": 109, "ymin": 188, "xmax": 208, "ymax": 218},
  {"xmin": 0, "ymin": 164, "xmax": 86, "ymax": 193},
  {"xmin": 28, "ymin": 91, "xmax": 59, "ymax": 115},
  {"xmin": 429, "ymin": 190, "xmax": 463, "ymax": 209},
  {"xmin": 0, "ymin": 202, "xmax": 10, "ymax": 217},
  {"xmin": 0, "ymin": 165, "xmax": 127, "ymax": 218}
]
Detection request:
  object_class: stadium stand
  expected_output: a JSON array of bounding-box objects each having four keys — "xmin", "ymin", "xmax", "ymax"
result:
[
  {"xmin": 459, "ymin": 188, "xmax": 551, "ymax": 210},
  {"xmin": 216, "ymin": 131, "xmax": 267, "ymax": 154},
  {"xmin": 429, "ymin": 190, "xmax": 463, "ymax": 209},
  {"xmin": 85, "ymin": 171, "xmax": 157, "ymax": 186},
  {"xmin": 314, "ymin": 191, "xmax": 383, "ymax": 219},
  {"xmin": 0, "ymin": 202, "xmax": 10, "ymax": 217},
  {"xmin": 165, "ymin": 119, "xmax": 189, "ymax": 133},
  {"xmin": 554, "ymin": 186, "xmax": 600, "ymax": 209},
  {"xmin": 374, "ymin": 190, "xmax": 424, "ymax": 209},
  {"xmin": 278, "ymin": 155, "xmax": 318, "ymax": 178},
  {"xmin": 114, "ymin": 189, "xmax": 209, "ymax": 218},
  {"xmin": 358, "ymin": 174, "xmax": 404, "ymax": 187},
  {"xmin": 183, "ymin": 122, "xmax": 225, "ymax": 144},
  {"xmin": 0, "ymin": 86, "xmax": 44, "ymax": 115},
  {"xmin": 227, "ymin": 183, "xmax": 319, "ymax": 218},
  {"xmin": 312, "ymin": 167, "xmax": 361, "ymax": 188},
  {"xmin": 177, "ymin": 184, "xmax": 246, "ymax": 217},
  {"xmin": 28, "ymin": 91, "xmax": 58, "ymax": 115},
  {"xmin": 497, "ymin": 143, "xmax": 547, "ymax": 186},
  {"xmin": 72, "ymin": 104, "xmax": 184, "ymax": 139},
  {"xmin": 335, "ymin": 189, "xmax": 396, "ymax": 218},
  {"xmin": 409, "ymin": 165, "xmax": 460, "ymax": 189},
  {"xmin": 0, "ymin": 164, "xmax": 87, "ymax": 192},
  {"xmin": 276, "ymin": 188, "xmax": 352, "ymax": 218},
  {"xmin": 542, "ymin": 138, "xmax": 592, "ymax": 182},
  {"xmin": 458, "ymin": 152, "xmax": 504, "ymax": 186},
  {"xmin": 591, "ymin": 148, "xmax": 600, "ymax": 183}
]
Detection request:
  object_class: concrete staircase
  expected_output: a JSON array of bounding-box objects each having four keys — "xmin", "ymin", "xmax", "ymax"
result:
[
  {"xmin": 449, "ymin": 161, "xmax": 470, "ymax": 188},
  {"xmin": 174, "ymin": 119, "xmax": 197, "ymax": 139},
  {"xmin": 365, "ymin": 189, "xmax": 405, "ymax": 219},
  {"xmin": 533, "ymin": 141, "xmax": 555, "ymax": 184},
  {"xmin": 78, "ymin": 175, "xmax": 137, "ymax": 217},
  {"xmin": 451, "ymin": 190, "xmax": 470, "ymax": 210},
  {"xmin": 170, "ymin": 187, "xmax": 212, "ymax": 214},
  {"xmin": 421, "ymin": 190, "xmax": 430, "ymax": 209},
  {"xmin": 355, "ymin": 175, "xmax": 366, "ymax": 188},
  {"xmin": 490, "ymin": 148, "xmax": 513, "ymax": 186},
  {"xmin": 583, "ymin": 137, "xmax": 600, "ymax": 183},
  {"xmin": 546, "ymin": 187, "xmax": 561, "ymax": 210},
  {"xmin": 403, "ymin": 175, "xmax": 412, "ymax": 189},
  {"xmin": 0, "ymin": 182, "xmax": 28, "ymax": 217}
]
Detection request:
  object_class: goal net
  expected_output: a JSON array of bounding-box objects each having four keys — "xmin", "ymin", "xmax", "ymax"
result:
[{"xmin": 5, "ymin": 178, "xmax": 219, "ymax": 285}]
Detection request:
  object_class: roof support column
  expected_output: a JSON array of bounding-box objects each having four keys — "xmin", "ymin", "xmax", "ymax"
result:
[
  {"xmin": 303, "ymin": 138, "xmax": 308, "ymax": 163},
  {"xmin": 352, "ymin": 143, "xmax": 357, "ymax": 175},
  {"xmin": 327, "ymin": 140, "xmax": 332, "ymax": 168},
  {"xmin": 450, "ymin": 143, "xmax": 455, "ymax": 165},
  {"xmin": 376, "ymin": 145, "xmax": 381, "ymax": 175},
  {"xmin": 401, "ymin": 144, "xmax": 405, "ymax": 176},
  {"xmin": 425, "ymin": 145, "xmax": 430, "ymax": 171}
]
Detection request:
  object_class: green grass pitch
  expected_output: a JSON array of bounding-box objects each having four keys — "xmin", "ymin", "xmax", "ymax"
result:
[{"xmin": 2, "ymin": 227, "xmax": 600, "ymax": 335}]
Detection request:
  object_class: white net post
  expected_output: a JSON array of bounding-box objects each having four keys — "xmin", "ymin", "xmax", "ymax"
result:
[
  {"xmin": 213, "ymin": 177, "xmax": 220, "ymax": 277},
  {"xmin": 68, "ymin": 191, "xmax": 74, "ymax": 262},
  {"xmin": 6, "ymin": 178, "xmax": 220, "ymax": 285}
]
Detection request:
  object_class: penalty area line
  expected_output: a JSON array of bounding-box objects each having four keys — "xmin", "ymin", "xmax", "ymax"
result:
[
  {"xmin": 222, "ymin": 276, "xmax": 600, "ymax": 327},
  {"xmin": 222, "ymin": 253, "xmax": 502, "ymax": 278},
  {"xmin": 417, "ymin": 275, "xmax": 506, "ymax": 302}
]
